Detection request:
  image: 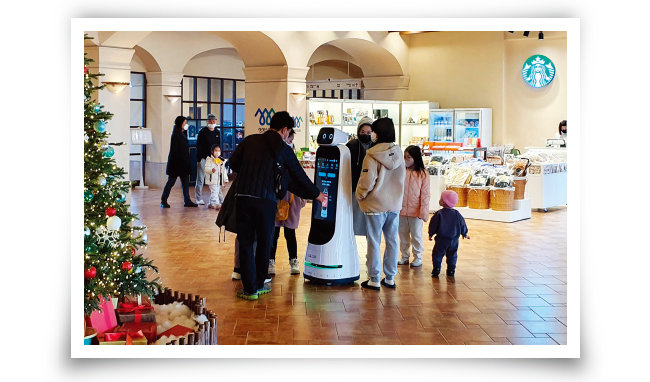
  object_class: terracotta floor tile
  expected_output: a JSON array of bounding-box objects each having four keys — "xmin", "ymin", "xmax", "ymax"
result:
[
  {"xmin": 480, "ymin": 324, "xmax": 534, "ymax": 338},
  {"xmin": 508, "ymin": 337, "xmax": 559, "ymax": 345},
  {"xmin": 129, "ymin": 188, "xmax": 568, "ymax": 345},
  {"xmin": 520, "ymin": 321, "xmax": 567, "ymax": 334}
]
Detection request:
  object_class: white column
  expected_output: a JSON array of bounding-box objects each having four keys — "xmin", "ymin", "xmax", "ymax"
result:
[{"xmin": 143, "ymin": 72, "xmax": 184, "ymax": 189}]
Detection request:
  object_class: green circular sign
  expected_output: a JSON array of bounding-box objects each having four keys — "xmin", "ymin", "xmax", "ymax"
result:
[{"xmin": 522, "ymin": 55, "xmax": 556, "ymax": 88}]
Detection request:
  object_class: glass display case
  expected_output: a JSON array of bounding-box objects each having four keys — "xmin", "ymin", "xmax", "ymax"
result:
[
  {"xmin": 372, "ymin": 101, "xmax": 400, "ymax": 125},
  {"xmin": 400, "ymin": 101, "xmax": 432, "ymax": 149},
  {"xmin": 307, "ymin": 98, "xmax": 343, "ymax": 145},
  {"xmin": 454, "ymin": 108, "xmax": 492, "ymax": 148},
  {"xmin": 341, "ymin": 100, "xmax": 373, "ymax": 136},
  {"xmin": 429, "ymin": 109, "xmax": 455, "ymax": 142}
]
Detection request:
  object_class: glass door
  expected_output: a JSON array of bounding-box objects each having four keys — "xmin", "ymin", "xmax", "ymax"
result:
[{"xmin": 454, "ymin": 110, "xmax": 481, "ymax": 146}]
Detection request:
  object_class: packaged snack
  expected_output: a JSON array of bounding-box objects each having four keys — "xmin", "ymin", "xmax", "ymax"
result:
[{"xmin": 493, "ymin": 175, "xmax": 513, "ymax": 188}]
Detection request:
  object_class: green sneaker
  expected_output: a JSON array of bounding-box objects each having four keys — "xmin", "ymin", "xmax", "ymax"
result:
[
  {"xmin": 257, "ymin": 283, "xmax": 272, "ymax": 295},
  {"xmin": 236, "ymin": 289, "xmax": 259, "ymax": 300}
]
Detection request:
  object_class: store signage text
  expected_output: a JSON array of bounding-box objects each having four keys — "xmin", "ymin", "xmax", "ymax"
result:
[
  {"xmin": 307, "ymin": 79, "xmax": 361, "ymax": 91},
  {"xmin": 522, "ymin": 55, "xmax": 556, "ymax": 88}
]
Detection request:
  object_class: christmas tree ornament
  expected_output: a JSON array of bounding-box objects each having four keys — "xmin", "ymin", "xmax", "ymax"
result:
[
  {"xmin": 105, "ymin": 207, "xmax": 117, "ymax": 217},
  {"xmin": 95, "ymin": 226, "xmax": 120, "ymax": 247},
  {"xmin": 85, "ymin": 243, "xmax": 98, "ymax": 254},
  {"xmin": 94, "ymin": 120, "xmax": 107, "ymax": 133},
  {"xmin": 121, "ymin": 261, "xmax": 133, "ymax": 272},
  {"xmin": 106, "ymin": 215, "xmax": 122, "ymax": 231},
  {"xmin": 142, "ymin": 233, "xmax": 148, "ymax": 243},
  {"xmin": 130, "ymin": 246, "xmax": 136, "ymax": 256},
  {"xmin": 84, "ymin": 190, "xmax": 94, "ymax": 202},
  {"xmin": 84, "ymin": 266, "xmax": 97, "ymax": 279},
  {"xmin": 84, "ymin": 226, "xmax": 91, "ymax": 237},
  {"xmin": 84, "ymin": 66, "xmax": 87, "ymax": 73},
  {"xmin": 135, "ymin": 267, "xmax": 142, "ymax": 274},
  {"xmin": 93, "ymin": 104, "xmax": 101, "ymax": 113},
  {"xmin": 117, "ymin": 192, "xmax": 126, "ymax": 203},
  {"xmin": 103, "ymin": 146, "xmax": 115, "ymax": 158},
  {"xmin": 97, "ymin": 176, "xmax": 107, "ymax": 186}
]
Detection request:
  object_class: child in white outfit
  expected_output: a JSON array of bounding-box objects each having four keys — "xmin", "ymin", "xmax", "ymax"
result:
[{"xmin": 203, "ymin": 144, "xmax": 229, "ymax": 209}]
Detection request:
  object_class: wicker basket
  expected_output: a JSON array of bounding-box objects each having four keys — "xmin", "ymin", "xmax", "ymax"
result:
[
  {"xmin": 490, "ymin": 187, "xmax": 515, "ymax": 211},
  {"xmin": 513, "ymin": 177, "xmax": 527, "ymax": 200},
  {"xmin": 446, "ymin": 185, "xmax": 468, "ymax": 207},
  {"xmin": 468, "ymin": 187, "xmax": 490, "ymax": 209}
]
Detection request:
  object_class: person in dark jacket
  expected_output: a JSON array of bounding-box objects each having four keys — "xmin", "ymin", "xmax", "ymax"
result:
[
  {"xmin": 428, "ymin": 190, "xmax": 470, "ymax": 278},
  {"xmin": 160, "ymin": 116, "xmax": 198, "ymax": 208},
  {"xmin": 346, "ymin": 116, "xmax": 374, "ymax": 236},
  {"xmin": 195, "ymin": 113, "xmax": 221, "ymax": 205},
  {"xmin": 228, "ymin": 111, "xmax": 326, "ymax": 300}
]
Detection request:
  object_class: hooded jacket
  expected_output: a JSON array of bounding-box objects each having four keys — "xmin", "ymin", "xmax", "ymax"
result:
[
  {"xmin": 356, "ymin": 142, "xmax": 406, "ymax": 213},
  {"xmin": 400, "ymin": 169, "xmax": 431, "ymax": 221},
  {"xmin": 204, "ymin": 155, "xmax": 229, "ymax": 186}
]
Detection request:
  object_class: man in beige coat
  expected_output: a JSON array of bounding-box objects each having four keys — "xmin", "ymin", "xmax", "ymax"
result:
[{"xmin": 356, "ymin": 118, "xmax": 406, "ymax": 290}]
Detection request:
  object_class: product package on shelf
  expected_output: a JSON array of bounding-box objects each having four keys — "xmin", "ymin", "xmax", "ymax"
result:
[
  {"xmin": 151, "ymin": 287, "xmax": 218, "ymax": 345},
  {"xmin": 116, "ymin": 295, "xmax": 156, "ymax": 324},
  {"xmin": 512, "ymin": 157, "xmax": 531, "ymax": 177},
  {"xmin": 444, "ymin": 165, "xmax": 472, "ymax": 186},
  {"xmin": 85, "ymin": 295, "xmax": 118, "ymax": 335},
  {"xmin": 493, "ymin": 174, "xmax": 514, "ymax": 188}
]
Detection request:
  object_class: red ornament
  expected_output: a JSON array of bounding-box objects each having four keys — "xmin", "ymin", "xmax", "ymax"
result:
[
  {"xmin": 106, "ymin": 207, "xmax": 117, "ymax": 217},
  {"xmin": 121, "ymin": 261, "xmax": 133, "ymax": 272},
  {"xmin": 84, "ymin": 266, "xmax": 97, "ymax": 279},
  {"xmin": 84, "ymin": 66, "xmax": 87, "ymax": 73},
  {"xmin": 130, "ymin": 246, "xmax": 136, "ymax": 256}
]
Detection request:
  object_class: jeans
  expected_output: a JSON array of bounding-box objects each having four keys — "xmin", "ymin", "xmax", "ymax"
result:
[
  {"xmin": 364, "ymin": 211, "xmax": 399, "ymax": 282},
  {"xmin": 432, "ymin": 236, "xmax": 459, "ymax": 272},
  {"xmin": 270, "ymin": 227, "xmax": 297, "ymax": 261},
  {"xmin": 161, "ymin": 175, "xmax": 192, "ymax": 204},
  {"xmin": 195, "ymin": 159, "xmax": 206, "ymax": 201},
  {"xmin": 235, "ymin": 196, "xmax": 277, "ymax": 294},
  {"xmin": 398, "ymin": 216, "xmax": 424, "ymax": 261}
]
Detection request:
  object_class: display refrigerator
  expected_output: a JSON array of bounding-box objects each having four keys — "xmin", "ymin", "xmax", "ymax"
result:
[
  {"xmin": 453, "ymin": 108, "xmax": 492, "ymax": 148},
  {"xmin": 429, "ymin": 109, "xmax": 455, "ymax": 142}
]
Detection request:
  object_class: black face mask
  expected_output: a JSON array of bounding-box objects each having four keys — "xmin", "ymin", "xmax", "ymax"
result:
[{"xmin": 358, "ymin": 134, "xmax": 371, "ymax": 144}]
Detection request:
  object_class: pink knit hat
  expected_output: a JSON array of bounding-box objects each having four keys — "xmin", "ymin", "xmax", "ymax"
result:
[{"xmin": 440, "ymin": 190, "xmax": 459, "ymax": 208}]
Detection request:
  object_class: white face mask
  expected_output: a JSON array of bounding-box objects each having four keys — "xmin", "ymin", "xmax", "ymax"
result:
[
  {"xmin": 183, "ymin": 123, "xmax": 188, "ymax": 131},
  {"xmin": 207, "ymin": 123, "xmax": 216, "ymax": 129}
]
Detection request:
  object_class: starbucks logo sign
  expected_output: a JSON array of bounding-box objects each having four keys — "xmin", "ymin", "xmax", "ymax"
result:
[{"xmin": 522, "ymin": 55, "xmax": 556, "ymax": 88}]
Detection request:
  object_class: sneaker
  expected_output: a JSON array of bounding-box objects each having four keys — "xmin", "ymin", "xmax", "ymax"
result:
[
  {"xmin": 361, "ymin": 280, "xmax": 380, "ymax": 291},
  {"xmin": 257, "ymin": 283, "xmax": 272, "ymax": 295},
  {"xmin": 264, "ymin": 277, "xmax": 272, "ymax": 283},
  {"xmin": 397, "ymin": 258, "xmax": 409, "ymax": 265},
  {"xmin": 290, "ymin": 259, "xmax": 300, "ymax": 275},
  {"xmin": 410, "ymin": 259, "xmax": 422, "ymax": 267},
  {"xmin": 184, "ymin": 201, "xmax": 198, "ymax": 207},
  {"xmin": 196, "ymin": 199, "xmax": 205, "ymax": 205},
  {"xmin": 231, "ymin": 271, "xmax": 241, "ymax": 280},
  {"xmin": 160, "ymin": 202, "xmax": 170, "ymax": 208},
  {"xmin": 207, "ymin": 204, "xmax": 215, "ymax": 209},
  {"xmin": 215, "ymin": 204, "xmax": 222, "ymax": 210},
  {"xmin": 381, "ymin": 278, "xmax": 396, "ymax": 289},
  {"xmin": 236, "ymin": 289, "xmax": 258, "ymax": 300},
  {"xmin": 268, "ymin": 259, "xmax": 276, "ymax": 276}
]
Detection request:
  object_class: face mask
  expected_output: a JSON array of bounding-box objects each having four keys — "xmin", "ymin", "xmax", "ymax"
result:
[
  {"xmin": 207, "ymin": 123, "xmax": 216, "ymax": 129},
  {"xmin": 183, "ymin": 124, "xmax": 188, "ymax": 131},
  {"xmin": 358, "ymin": 134, "xmax": 371, "ymax": 144},
  {"xmin": 371, "ymin": 132, "xmax": 378, "ymax": 143},
  {"xmin": 561, "ymin": 129, "xmax": 567, "ymax": 134},
  {"xmin": 404, "ymin": 157, "xmax": 414, "ymax": 168}
]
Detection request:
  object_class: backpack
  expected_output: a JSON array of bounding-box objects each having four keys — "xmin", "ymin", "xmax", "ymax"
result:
[{"xmin": 276, "ymin": 194, "xmax": 294, "ymax": 222}]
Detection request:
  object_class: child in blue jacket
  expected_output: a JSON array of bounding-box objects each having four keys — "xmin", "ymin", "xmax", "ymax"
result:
[{"xmin": 428, "ymin": 190, "xmax": 470, "ymax": 278}]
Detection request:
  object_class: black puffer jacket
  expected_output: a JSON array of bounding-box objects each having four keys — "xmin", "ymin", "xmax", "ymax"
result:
[
  {"xmin": 165, "ymin": 130, "xmax": 191, "ymax": 177},
  {"xmin": 229, "ymin": 130, "xmax": 319, "ymax": 202},
  {"xmin": 346, "ymin": 138, "xmax": 374, "ymax": 192}
]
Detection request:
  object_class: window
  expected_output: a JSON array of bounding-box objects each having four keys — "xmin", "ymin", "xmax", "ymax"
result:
[
  {"xmin": 129, "ymin": 72, "xmax": 146, "ymax": 127},
  {"xmin": 182, "ymin": 75, "xmax": 245, "ymax": 159}
]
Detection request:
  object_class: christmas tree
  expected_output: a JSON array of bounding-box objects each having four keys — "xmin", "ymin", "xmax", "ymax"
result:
[{"xmin": 84, "ymin": 34, "xmax": 160, "ymax": 315}]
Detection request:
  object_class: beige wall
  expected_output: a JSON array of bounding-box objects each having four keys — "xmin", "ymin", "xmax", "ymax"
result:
[
  {"xmin": 306, "ymin": 60, "xmax": 363, "ymax": 80},
  {"xmin": 406, "ymin": 31, "xmax": 505, "ymax": 144},
  {"xmin": 503, "ymin": 35, "xmax": 567, "ymax": 148},
  {"xmin": 182, "ymin": 48, "xmax": 245, "ymax": 79}
]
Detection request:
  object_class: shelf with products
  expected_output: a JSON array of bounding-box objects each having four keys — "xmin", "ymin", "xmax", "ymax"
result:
[
  {"xmin": 400, "ymin": 101, "xmax": 432, "ymax": 148},
  {"xmin": 307, "ymin": 98, "xmax": 343, "ymax": 141}
]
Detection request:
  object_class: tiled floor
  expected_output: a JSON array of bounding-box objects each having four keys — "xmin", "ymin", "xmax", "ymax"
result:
[{"xmin": 132, "ymin": 183, "xmax": 567, "ymax": 345}]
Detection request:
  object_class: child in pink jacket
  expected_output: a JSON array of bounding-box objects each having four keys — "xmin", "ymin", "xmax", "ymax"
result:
[{"xmin": 398, "ymin": 145, "xmax": 430, "ymax": 267}]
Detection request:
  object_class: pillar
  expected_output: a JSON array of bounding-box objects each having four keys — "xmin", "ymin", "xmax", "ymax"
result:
[{"xmin": 143, "ymin": 72, "xmax": 184, "ymax": 189}]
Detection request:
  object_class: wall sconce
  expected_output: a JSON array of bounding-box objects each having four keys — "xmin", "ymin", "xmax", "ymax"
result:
[
  {"xmin": 290, "ymin": 92, "xmax": 307, "ymax": 101},
  {"xmin": 164, "ymin": 94, "xmax": 182, "ymax": 103},
  {"xmin": 102, "ymin": 81, "xmax": 130, "ymax": 94}
]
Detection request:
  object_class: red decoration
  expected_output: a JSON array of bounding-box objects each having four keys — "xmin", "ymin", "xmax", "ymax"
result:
[
  {"xmin": 130, "ymin": 246, "xmax": 136, "ymax": 256},
  {"xmin": 106, "ymin": 207, "xmax": 117, "ymax": 217},
  {"xmin": 121, "ymin": 261, "xmax": 133, "ymax": 272},
  {"xmin": 84, "ymin": 66, "xmax": 87, "ymax": 73},
  {"xmin": 84, "ymin": 266, "xmax": 97, "ymax": 279}
]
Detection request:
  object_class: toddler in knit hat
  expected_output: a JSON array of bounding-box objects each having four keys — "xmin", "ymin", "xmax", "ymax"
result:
[{"xmin": 427, "ymin": 190, "xmax": 470, "ymax": 278}]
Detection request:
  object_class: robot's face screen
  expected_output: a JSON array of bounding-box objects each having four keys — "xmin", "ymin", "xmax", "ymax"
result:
[
  {"xmin": 313, "ymin": 156, "xmax": 339, "ymax": 223},
  {"xmin": 317, "ymin": 127, "xmax": 335, "ymax": 145}
]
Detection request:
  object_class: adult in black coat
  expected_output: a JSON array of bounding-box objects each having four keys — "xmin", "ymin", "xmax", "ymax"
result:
[
  {"xmin": 228, "ymin": 111, "xmax": 326, "ymax": 299},
  {"xmin": 345, "ymin": 116, "xmax": 374, "ymax": 236},
  {"xmin": 160, "ymin": 116, "xmax": 198, "ymax": 208}
]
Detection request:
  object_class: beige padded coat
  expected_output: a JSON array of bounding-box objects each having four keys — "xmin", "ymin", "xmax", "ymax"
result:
[{"xmin": 356, "ymin": 142, "xmax": 406, "ymax": 213}]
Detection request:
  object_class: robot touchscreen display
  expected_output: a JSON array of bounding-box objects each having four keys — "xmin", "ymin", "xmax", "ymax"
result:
[{"xmin": 313, "ymin": 156, "xmax": 339, "ymax": 223}]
